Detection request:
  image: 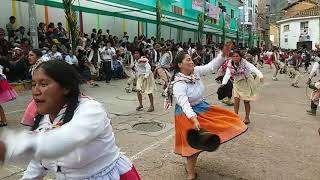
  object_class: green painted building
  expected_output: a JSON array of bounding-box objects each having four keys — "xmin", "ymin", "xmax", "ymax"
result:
[{"xmin": 2, "ymin": 0, "xmax": 250, "ymax": 44}]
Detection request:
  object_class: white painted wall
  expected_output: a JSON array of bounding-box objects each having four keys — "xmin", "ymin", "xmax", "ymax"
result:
[{"xmin": 279, "ymin": 17, "xmax": 320, "ymax": 50}]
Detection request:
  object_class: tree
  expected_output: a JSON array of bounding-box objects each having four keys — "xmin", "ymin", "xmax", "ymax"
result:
[
  {"xmin": 63, "ymin": 0, "xmax": 78, "ymax": 51},
  {"xmin": 156, "ymin": 0, "xmax": 162, "ymax": 42}
]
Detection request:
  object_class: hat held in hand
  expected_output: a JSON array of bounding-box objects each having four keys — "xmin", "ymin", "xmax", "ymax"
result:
[{"xmin": 187, "ymin": 128, "xmax": 220, "ymax": 152}]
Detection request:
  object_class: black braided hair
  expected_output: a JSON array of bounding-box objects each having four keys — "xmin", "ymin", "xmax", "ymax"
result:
[
  {"xmin": 31, "ymin": 60, "xmax": 81, "ymax": 131},
  {"xmin": 231, "ymin": 50, "xmax": 244, "ymax": 72},
  {"xmin": 167, "ymin": 51, "xmax": 188, "ymax": 105}
]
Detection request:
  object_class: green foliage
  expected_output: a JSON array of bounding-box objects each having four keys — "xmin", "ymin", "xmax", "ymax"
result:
[{"xmin": 63, "ymin": 0, "xmax": 79, "ymax": 51}]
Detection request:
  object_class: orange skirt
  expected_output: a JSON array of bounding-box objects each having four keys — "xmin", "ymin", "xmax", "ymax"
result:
[{"xmin": 175, "ymin": 101, "xmax": 247, "ymax": 157}]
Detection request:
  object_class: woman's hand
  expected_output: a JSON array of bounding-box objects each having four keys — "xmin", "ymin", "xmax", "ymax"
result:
[
  {"xmin": 191, "ymin": 116, "xmax": 201, "ymax": 131},
  {"xmin": 0, "ymin": 141, "xmax": 6, "ymax": 163}
]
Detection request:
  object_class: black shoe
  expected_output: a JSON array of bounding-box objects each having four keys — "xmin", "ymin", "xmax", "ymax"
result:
[{"xmin": 106, "ymin": 81, "xmax": 110, "ymax": 83}]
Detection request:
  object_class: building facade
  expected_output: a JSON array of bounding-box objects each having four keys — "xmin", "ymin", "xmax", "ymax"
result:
[
  {"xmin": 0, "ymin": 0, "xmax": 248, "ymax": 44},
  {"xmin": 277, "ymin": 0, "xmax": 320, "ymax": 50},
  {"xmin": 239, "ymin": 0, "xmax": 258, "ymax": 47}
]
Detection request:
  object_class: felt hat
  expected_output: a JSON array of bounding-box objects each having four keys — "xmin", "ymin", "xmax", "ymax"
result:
[
  {"xmin": 217, "ymin": 85, "xmax": 229, "ymax": 100},
  {"xmin": 187, "ymin": 128, "xmax": 220, "ymax": 152}
]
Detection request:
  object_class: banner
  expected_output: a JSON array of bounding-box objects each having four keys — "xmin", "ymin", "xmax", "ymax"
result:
[
  {"xmin": 224, "ymin": 14, "xmax": 231, "ymax": 29},
  {"xmin": 206, "ymin": 3, "xmax": 220, "ymax": 19},
  {"xmin": 192, "ymin": 0, "xmax": 204, "ymax": 11}
]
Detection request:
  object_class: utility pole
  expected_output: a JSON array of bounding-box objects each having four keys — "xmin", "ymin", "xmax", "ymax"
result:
[
  {"xmin": 242, "ymin": 1, "xmax": 246, "ymax": 48},
  {"xmin": 28, "ymin": 0, "xmax": 38, "ymax": 48},
  {"xmin": 265, "ymin": 4, "xmax": 271, "ymax": 50}
]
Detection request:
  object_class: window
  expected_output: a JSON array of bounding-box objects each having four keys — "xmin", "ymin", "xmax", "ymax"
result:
[
  {"xmin": 300, "ymin": 21, "xmax": 309, "ymax": 34},
  {"xmin": 248, "ymin": 0, "xmax": 252, "ymax": 7},
  {"xmin": 231, "ymin": 9, "xmax": 235, "ymax": 18},
  {"xmin": 284, "ymin": 38, "xmax": 288, "ymax": 43},
  {"xmin": 284, "ymin": 25, "xmax": 289, "ymax": 32}
]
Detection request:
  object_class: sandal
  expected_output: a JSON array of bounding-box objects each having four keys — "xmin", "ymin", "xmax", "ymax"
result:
[
  {"xmin": 243, "ymin": 119, "xmax": 250, "ymax": 125},
  {"xmin": 136, "ymin": 106, "xmax": 143, "ymax": 111},
  {"xmin": 185, "ymin": 167, "xmax": 198, "ymax": 180},
  {"xmin": 0, "ymin": 122, "xmax": 8, "ymax": 127},
  {"xmin": 147, "ymin": 107, "xmax": 155, "ymax": 112}
]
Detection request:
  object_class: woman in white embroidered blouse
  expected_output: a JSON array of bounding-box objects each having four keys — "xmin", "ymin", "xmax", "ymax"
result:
[
  {"xmin": 168, "ymin": 43, "xmax": 247, "ymax": 180},
  {"xmin": 222, "ymin": 50, "xmax": 263, "ymax": 124},
  {"xmin": 0, "ymin": 61, "xmax": 140, "ymax": 180}
]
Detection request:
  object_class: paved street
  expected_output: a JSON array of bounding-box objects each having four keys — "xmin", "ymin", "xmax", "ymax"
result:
[{"xmin": 0, "ymin": 67, "xmax": 320, "ymax": 180}]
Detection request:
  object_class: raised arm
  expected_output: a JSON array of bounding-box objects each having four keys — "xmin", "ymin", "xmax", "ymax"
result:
[
  {"xmin": 246, "ymin": 61, "xmax": 263, "ymax": 78},
  {"xmin": 194, "ymin": 52, "xmax": 225, "ymax": 76},
  {"xmin": 222, "ymin": 67, "xmax": 231, "ymax": 85}
]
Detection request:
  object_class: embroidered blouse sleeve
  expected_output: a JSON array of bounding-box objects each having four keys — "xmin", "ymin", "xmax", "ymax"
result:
[
  {"xmin": 246, "ymin": 61, "xmax": 263, "ymax": 78},
  {"xmin": 222, "ymin": 67, "xmax": 231, "ymax": 85},
  {"xmin": 144, "ymin": 63, "xmax": 152, "ymax": 78},
  {"xmin": 173, "ymin": 82, "xmax": 196, "ymax": 119},
  {"xmin": 2, "ymin": 100, "xmax": 108, "ymax": 160},
  {"xmin": 309, "ymin": 62, "xmax": 320, "ymax": 79},
  {"xmin": 194, "ymin": 52, "xmax": 225, "ymax": 76}
]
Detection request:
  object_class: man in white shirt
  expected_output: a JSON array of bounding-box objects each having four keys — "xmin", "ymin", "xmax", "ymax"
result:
[{"xmin": 99, "ymin": 41, "xmax": 116, "ymax": 83}]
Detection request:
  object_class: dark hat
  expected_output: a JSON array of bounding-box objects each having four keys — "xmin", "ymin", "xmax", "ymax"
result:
[
  {"xmin": 187, "ymin": 128, "xmax": 220, "ymax": 152},
  {"xmin": 217, "ymin": 80, "xmax": 233, "ymax": 100},
  {"xmin": 217, "ymin": 85, "xmax": 228, "ymax": 100}
]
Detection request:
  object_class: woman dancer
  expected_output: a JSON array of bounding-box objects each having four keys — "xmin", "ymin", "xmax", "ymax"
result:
[
  {"xmin": 222, "ymin": 50, "xmax": 263, "ymax": 124},
  {"xmin": 166, "ymin": 43, "xmax": 247, "ymax": 180},
  {"xmin": 134, "ymin": 49, "xmax": 156, "ymax": 112},
  {"xmin": 0, "ymin": 61, "xmax": 140, "ymax": 179},
  {"xmin": 0, "ymin": 65, "xmax": 17, "ymax": 127}
]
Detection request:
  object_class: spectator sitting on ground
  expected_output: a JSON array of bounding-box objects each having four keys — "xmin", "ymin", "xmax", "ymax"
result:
[
  {"xmin": 19, "ymin": 38, "xmax": 32, "ymax": 55},
  {"xmin": 56, "ymin": 22, "xmax": 66, "ymax": 39},
  {"xmin": 16, "ymin": 26, "xmax": 29, "ymax": 43},
  {"xmin": 112, "ymin": 52, "xmax": 124, "ymax": 79},
  {"xmin": 8, "ymin": 47, "xmax": 29, "ymax": 82},
  {"xmin": 65, "ymin": 49, "xmax": 78, "ymax": 66},
  {"xmin": 47, "ymin": 44, "xmax": 63, "ymax": 61}
]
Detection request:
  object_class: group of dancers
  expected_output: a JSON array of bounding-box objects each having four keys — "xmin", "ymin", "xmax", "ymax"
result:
[{"xmin": 0, "ymin": 39, "xmax": 319, "ymax": 179}]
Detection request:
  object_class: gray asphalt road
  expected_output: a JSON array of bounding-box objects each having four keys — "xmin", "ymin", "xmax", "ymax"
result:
[{"xmin": 0, "ymin": 67, "xmax": 319, "ymax": 180}]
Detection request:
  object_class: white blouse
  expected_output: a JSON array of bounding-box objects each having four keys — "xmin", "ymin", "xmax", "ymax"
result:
[
  {"xmin": 222, "ymin": 60, "xmax": 263, "ymax": 85},
  {"xmin": 173, "ymin": 52, "xmax": 225, "ymax": 119},
  {"xmin": 3, "ymin": 97, "xmax": 121, "ymax": 179},
  {"xmin": 135, "ymin": 62, "xmax": 152, "ymax": 77},
  {"xmin": 65, "ymin": 55, "xmax": 78, "ymax": 65},
  {"xmin": 309, "ymin": 62, "xmax": 320, "ymax": 79}
]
